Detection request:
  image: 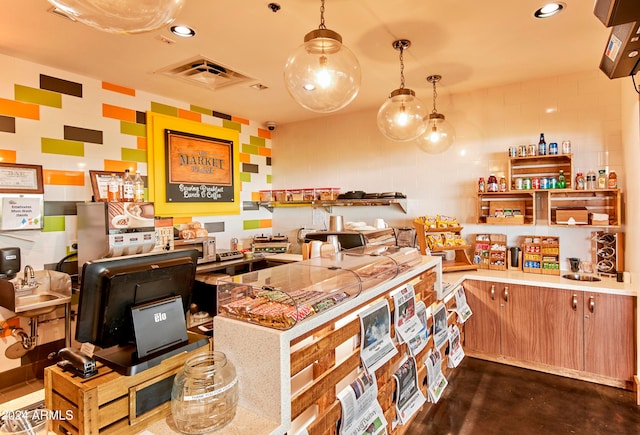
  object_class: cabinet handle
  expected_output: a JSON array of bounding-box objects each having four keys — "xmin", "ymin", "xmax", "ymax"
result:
[
  {"xmin": 503, "ymin": 286, "xmax": 509, "ymax": 302},
  {"xmin": 572, "ymin": 294, "xmax": 578, "ymax": 311},
  {"xmin": 588, "ymin": 296, "xmax": 595, "ymax": 313},
  {"xmin": 490, "ymin": 285, "xmax": 495, "ymax": 300}
]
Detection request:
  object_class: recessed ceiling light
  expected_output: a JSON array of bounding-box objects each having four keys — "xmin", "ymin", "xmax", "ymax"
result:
[
  {"xmin": 534, "ymin": 3, "xmax": 565, "ymax": 19},
  {"xmin": 170, "ymin": 25, "xmax": 196, "ymax": 37}
]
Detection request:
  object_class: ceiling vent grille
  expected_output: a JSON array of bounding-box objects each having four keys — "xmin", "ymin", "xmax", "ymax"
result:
[{"xmin": 156, "ymin": 56, "xmax": 257, "ymax": 91}]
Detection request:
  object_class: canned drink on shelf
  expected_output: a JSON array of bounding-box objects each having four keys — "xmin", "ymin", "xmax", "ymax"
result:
[
  {"xmin": 527, "ymin": 144, "xmax": 537, "ymax": 156},
  {"xmin": 549, "ymin": 142, "xmax": 558, "ymax": 155},
  {"xmin": 548, "ymin": 177, "xmax": 557, "ymax": 189},
  {"xmin": 540, "ymin": 177, "xmax": 549, "ymax": 189},
  {"xmin": 518, "ymin": 145, "xmax": 527, "ymax": 157},
  {"xmin": 522, "ymin": 177, "xmax": 532, "ymax": 189},
  {"xmin": 562, "ymin": 140, "xmax": 571, "ymax": 154},
  {"xmin": 515, "ymin": 177, "xmax": 523, "ymax": 190},
  {"xmin": 532, "ymin": 177, "xmax": 540, "ymax": 189},
  {"xmin": 509, "ymin": 146, "xmax": 517, "ymax": 157}
]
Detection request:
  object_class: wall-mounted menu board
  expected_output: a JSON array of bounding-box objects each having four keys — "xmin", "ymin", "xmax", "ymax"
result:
[{"xmin": 0, "ymin": 163, "xmax": 44, "ymax": 230}]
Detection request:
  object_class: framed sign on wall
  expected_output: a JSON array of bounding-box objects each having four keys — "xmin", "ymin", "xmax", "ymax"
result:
[
  {"xmin": 146, "ymin": 112, "xmax": 240, "ymax": 217},
  {"xmin": 0, "ymin": 162, "xmax": 43, "ymax": 194},
  {"xmin": 164, "ymin": 130, "xmax": 235, "ymax": 203}
]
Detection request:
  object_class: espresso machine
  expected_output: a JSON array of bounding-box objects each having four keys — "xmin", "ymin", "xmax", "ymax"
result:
[{"xmin": 77, "ymin": 202, "xmax": 156, "ymax": 268}]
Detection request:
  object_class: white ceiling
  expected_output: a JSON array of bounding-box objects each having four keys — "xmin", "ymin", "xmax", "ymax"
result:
[{"xmin": 0, "ymin": 1, "xmax": 612, "ymax": 126}]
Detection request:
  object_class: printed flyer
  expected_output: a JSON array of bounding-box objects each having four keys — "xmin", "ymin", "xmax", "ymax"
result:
[{"xmin": 454, "ymin": 285, "xmax": 473, "ymax": 323}]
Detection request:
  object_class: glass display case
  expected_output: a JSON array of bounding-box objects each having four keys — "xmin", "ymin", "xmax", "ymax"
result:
[{"xmin": 217, "ymin": 246, "xmax": 422, "ymax": 329}]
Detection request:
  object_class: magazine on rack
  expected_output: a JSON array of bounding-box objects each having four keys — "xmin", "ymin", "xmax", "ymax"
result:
[
  {"xmin": 393, "ymin": 355, "xmax": 426, "ymax": 425},
  {"xmin": 447, "ymin": 324, "xmax": 465, "ymax": 368},
  {"xmin": 454, "ymin": 285, "xmax": 473, "ymax": 323},
  {"xmin": 337, "ymin": 370, "xmax": 388, "ymax": 435},
  {"xmin": 432, "ymin": 302, "xmax": 449, "ymax": 350},
  {"xmin": 359, "ymin": 299, "xmax": 398, "ymax": 372},
  {"xmin": 392, "ymin": 284, "xmax": 423, "ymax": 343},
  {"xmin": 425, "ymin": 346, "xmax": 448, "ymax": 403},
  {"xmin": 406, "ymin": 300, "xmax": 429, "ymax": 357}
]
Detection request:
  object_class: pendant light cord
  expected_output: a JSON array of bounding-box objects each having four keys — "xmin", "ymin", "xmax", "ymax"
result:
[
  {"xmin": 319, "ymin": 0, "xmax": 326, "ymax": 29},
  {"xmin": 398, "ymin": 46, "xmax": 405, "ymax": 89},
  {"xmin": 432, "ymin": 79, "xmax": 438, "ymax": 114}
]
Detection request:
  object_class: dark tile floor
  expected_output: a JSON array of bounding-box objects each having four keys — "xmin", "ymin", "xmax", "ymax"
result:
[{"xmin": 410, "ymin": 357, "xmax": 640, "ymax": 435}]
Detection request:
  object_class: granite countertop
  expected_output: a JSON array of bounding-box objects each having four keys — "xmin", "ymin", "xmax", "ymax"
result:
[{"xmin": 443, "ymin": 268, "xmax": 635, "ymax": 296}]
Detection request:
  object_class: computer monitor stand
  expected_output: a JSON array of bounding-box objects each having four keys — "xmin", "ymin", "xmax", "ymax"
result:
[
  {"xmin": 94, "ymin": 297, "xmax": 209, "ymax": 376},
  {"xmin": 94, "ymin": 332, "xmax": 209, "ymax": 376}
]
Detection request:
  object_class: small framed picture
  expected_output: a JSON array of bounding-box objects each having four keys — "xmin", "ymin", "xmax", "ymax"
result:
[
  {"xmin": 0, "ymin": 162, "xmax": 44, "ymax": 194},
  {"xmin": 90, "ymin": 170, "xmax": 122, "ymax": 202}
]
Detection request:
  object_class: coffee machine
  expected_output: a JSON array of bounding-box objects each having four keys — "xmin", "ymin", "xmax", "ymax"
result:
[{"xmin": 77, "ymin": 202, "xmax": 156, "ymax": 268}]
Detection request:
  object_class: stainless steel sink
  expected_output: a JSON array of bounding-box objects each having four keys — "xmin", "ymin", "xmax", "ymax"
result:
[
  {"xmin": 562, "ymin": 273, "xmax": 601, "ymax": 282},
  {"xmin": 0, "ymin": 272, "xmax": 72, "ymax": 317}
]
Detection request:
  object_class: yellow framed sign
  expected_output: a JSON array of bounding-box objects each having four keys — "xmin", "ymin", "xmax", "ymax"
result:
[{"xmin": 146, "ymin": 112, "xmax": 240, "ymax": 217}]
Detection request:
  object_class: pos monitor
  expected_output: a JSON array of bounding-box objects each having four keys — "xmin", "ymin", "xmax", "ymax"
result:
[{"xmin": 76, "ymin": 249, "xmax": 208, "ymax": 375}]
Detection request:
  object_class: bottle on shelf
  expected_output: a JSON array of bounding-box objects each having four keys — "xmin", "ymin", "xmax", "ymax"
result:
[
  {"xmin": 122, "ymin": 169, "xmax": 134, "ymax": 202},
  {"xmin": 598, "ymin": 169, "xmax": 607, "ymax": 189},
  {"xmin": 478, "ymin": 177, "xmax": 485, "ymax": 193},
  {"xmin": 133, "ymin": 170, "xmax": 145, "ymax": 202},
  {"xmin": 586, "ymin": 169, "xmax": 596, "ymax": 190},
  {"xmin": 557, "ymin": 170, "xmax": 566, "ymax": 189},
  {"xmin": 608, "ymin": 170, "xmax": 617, "ymax": 189},
  {"xmin": 107, "ymin": 173, "xmax": 120, "ymax": 202},
  {"xmin": 487, "ymin": 174, "xmax": 498, "ymax": 192},
  {"xmin": 575, "ymin": 172, "xmax": 585, "ymax": 190},
  {"xmin": 498, "ymin": 175, "xmax": 507, "ymax": 192},
  {"xmin": 538, "ymin": 133, "xmax": 547, "ymax": 156}
]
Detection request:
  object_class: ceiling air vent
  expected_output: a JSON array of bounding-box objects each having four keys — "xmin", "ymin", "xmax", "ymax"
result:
[{"xmin": 156, "ymin": 56, "xmax": 257, "ymax": 91}]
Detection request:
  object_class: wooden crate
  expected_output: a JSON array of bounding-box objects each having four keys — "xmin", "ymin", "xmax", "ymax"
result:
[
  {"xmin": 45, "ymin": 337, "xmax": 210, "ymax": 435},
  {"xmin": 522, "ymin": 236, "xmax": 560, "ymax": 275},
  {"xmin": 488, "ymin": 234, "xmax": 507, "ymax": 271},
  {"xmin": 473, "ymin": 234, "xmax": 506, "ymax": 270}
]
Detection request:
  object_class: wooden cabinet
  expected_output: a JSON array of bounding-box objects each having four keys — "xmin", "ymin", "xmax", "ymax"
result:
[
  {"xmin": 464, "ymin": 279, "xmax": 635, "ymax": 389},
  {"xmin": 463, "ymin": 280, "xmax": 538, "ymax": 362},
  {"xmin": 538, "ymin": 287, "xmax": 584, "ymax": 371},
  {"xmin": 583, "ymin": 292, "xmax": 635, "ymax": 385},
  {"xmin": 463, "ymin": 280, "xmax": 501, "ymax": 355}
]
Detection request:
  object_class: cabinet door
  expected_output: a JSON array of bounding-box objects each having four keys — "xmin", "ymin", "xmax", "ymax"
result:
[
  {"xmin": 538, "ymin": 288, "xmax": 583, "ymax": 370},
  {"xmin": 583, "ymin": 293, "xmax": 635, "ymax": 382},
  {"xmin": 463, "ymin": 280, "xmax": 501, "ymax": 355},
  {"xmin": 499, "ymin": 284, "xmax": 539, "ymax": 362}
]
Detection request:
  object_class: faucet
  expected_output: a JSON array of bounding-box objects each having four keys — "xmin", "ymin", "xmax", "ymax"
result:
[{"xmin": 22, "ymin": 265, "xmax": 35, "ymax": 287}]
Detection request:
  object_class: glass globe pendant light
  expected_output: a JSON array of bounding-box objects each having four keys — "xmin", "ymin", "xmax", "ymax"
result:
[
  {"xmin": 283, "ymin": 0, "xmax": 361, "ymax": 113},
  {"xmin": 377, "ymin": 40, "xmax": 428, "ymax": 142},
  {"xmin": 47, "ymin": 0, "xmax": 185, "ymax": 34},
  {"xmin": 416, "ymin": 74, "xmax": 455, "ymax": 153}
]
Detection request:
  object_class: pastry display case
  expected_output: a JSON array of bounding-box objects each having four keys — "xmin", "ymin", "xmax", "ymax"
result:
[{"xmin": 217, "ymin": 246, "xmax": 422, "ymax": 329}]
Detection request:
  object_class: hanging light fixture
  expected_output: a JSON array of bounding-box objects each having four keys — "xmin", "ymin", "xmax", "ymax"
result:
[
  {"xmin": 283, "ymin": 0, "xmax": 361, "ymax": 113},
  {"xmin": 416, "ymin": 74, "xmax": 455, "ymax": 153},
  {"xmin": 377, "ymin": 40, "xmax": 428, "ymax": 142},
  {"xmin": 47, "ymin": 0, "xmax": 185, "ymax": 34}
]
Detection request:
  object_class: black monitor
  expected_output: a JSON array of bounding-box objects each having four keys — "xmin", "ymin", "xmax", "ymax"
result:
[{"xmin": 76, "ymin": 249, "xmax": 208, "ymax": 375}]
